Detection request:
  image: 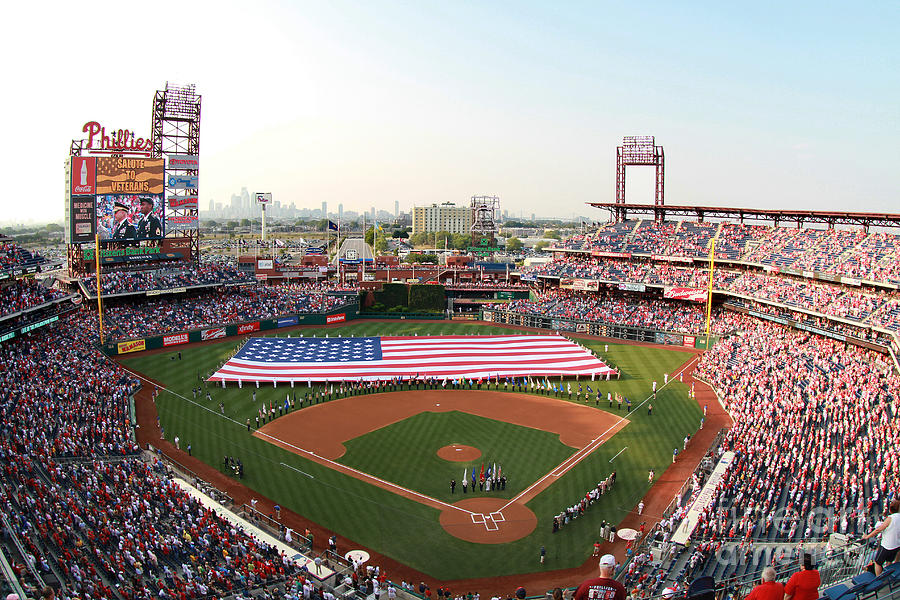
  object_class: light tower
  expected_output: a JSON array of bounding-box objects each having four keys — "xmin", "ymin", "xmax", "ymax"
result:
[
  {"xmin": 615, "ymin": 136, "xmax": 665, "ymax": 222},
  {"xmin": 150, "ymin": 83, "xmax": 202, "ymax": 259}
]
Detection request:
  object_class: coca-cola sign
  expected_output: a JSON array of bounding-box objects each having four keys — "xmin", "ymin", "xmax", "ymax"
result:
[{"xmin": 71, "ymin": 157, "xmax": 96, "ymax": 194}]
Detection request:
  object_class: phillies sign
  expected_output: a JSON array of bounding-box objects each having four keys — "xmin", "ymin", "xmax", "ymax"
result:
[{"xmin": 81, "ymin": 121, "xmax": 153, "ymax": 156}]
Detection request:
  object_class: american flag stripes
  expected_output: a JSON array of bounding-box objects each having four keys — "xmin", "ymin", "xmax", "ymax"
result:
[{"xmin": 207, "ymin": 334, "xmax": 615, "ymax": 383}]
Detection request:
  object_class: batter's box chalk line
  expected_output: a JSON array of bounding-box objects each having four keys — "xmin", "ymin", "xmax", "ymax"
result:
[{"xmin": 470, "ymin": 512, "xmax": 504, "ymax": 531}]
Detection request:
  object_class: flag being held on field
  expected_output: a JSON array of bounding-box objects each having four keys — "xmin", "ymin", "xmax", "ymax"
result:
[{"xmin": 207, "ymin": 334, "xmax": 616, "ymax": 383}]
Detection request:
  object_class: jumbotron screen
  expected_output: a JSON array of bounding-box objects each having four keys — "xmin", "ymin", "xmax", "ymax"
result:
[{"xmin": 68, "ymin": 156, "xmax": 165, "ymax": 242}]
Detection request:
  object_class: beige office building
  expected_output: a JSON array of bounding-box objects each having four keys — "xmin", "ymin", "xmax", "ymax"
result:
[{"xmin": 412, "ymin": 203, "xmax": 473, "ymax": 235}]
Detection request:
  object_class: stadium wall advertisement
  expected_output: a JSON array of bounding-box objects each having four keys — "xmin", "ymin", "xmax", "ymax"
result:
[
  {"xmin": 163, "ymin": 333, "xmax": 189, "ymax": 347},
  {"xmin": 117, "ymin": 339, "xmax": 146, "ymax": 354},
  {"xmin": 103, "ymin": 305, "xmax": 360, "ymax": 355}
]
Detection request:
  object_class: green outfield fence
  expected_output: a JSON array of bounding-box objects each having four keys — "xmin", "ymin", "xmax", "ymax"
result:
[{"xmin": 102, "ymin": 303, "xmax": 361, "ymax": 356}]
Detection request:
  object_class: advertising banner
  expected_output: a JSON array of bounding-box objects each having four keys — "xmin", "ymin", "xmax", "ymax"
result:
[
  {"xmin": 167, "ymin": 175, "xmax": 199, "ymax": 189},
  {"xmin": 258, "ymin": 259, "xmax": 274, "ymax": 270},
  {"xmin": 482, "ymin": 310, "xmax": 494, "ymax": 322},
  {"xmin": 117, "ymin": 339, "xmax": 146, "ymax": 354},
  {"xmin": 167, "ymin": 215, "xmax": 199, "ymax": 231},
  {"xmin": 618, "ymin": 282, "xmax": 647, "ymax": 292},
  {"xmin": 96, "ymin": 157, "xmax": 164, "ymax": 195},
  {"xmin": 167, "ymin": 195, "xmax": 199, "ymax": 209},
  {"xmin": 591, "ymin": 251, "xmax": 631, "ymax": 259},
  {"xmin": 651, "ymin": 254, "xmax": 694, "ymax": 264},
  {"xmin": 71, "ymin": 157, "xmax": 96, "ymax": 195},
  {"xmin": 655, "ymin": 332, "xmax": 684, "ymax": 346},
  {"xmin": 559, "ymin": 278, "xmax": 575, "ymax": 290},
  {"xmin": 255, "ymin": 192, "xmax": 272, "ymax": 204},
  {"xmin": 572, "ymin": 279, "xmax": 600, "ymax": 292},
  {"xmin": 663, "ymin": 287, "xmax": 708, "ymax": 303},
  {"xmin": 167, "ymin": 154, "xmax": 199, "ymax": 170},
  {"xmin": 70, "ymin": 195, "xmax": 96, "ymax": 242},
  {"xmin": 326, "ymin": 313, "xmax": 346, "ymax": 324},
  {"xmin": 146, "ymin": 287, "xmax": 186, "ymax": 296},
  {"xmin": 277, "ymin": 316, "xmax": 299, "ymax": 328},
  {"xmin": 237, "ymin": 322, "xmax": 260, "ymax": 335},
  {"xmin": 201, "ymin": 327, "xmax": 226, "ymax": 341},
  {"xmin": 683, "ymin": 335, "xmax": 696, "ymax": 348},
  {"xmin": 163, "ymin": 333, "xmax": 189, "ymax": 347},
  {"xmin": 840, "ymin": 276, "xmax": 862, "ymax": 286}
]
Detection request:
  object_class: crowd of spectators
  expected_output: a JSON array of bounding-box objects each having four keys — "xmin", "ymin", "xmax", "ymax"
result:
[
  {"xmin": 550, "ymin": 220, "xmax": 900, "ymax": 285},
  {"xmin": 103, "ymin": 285, "xmax": 356, "ymax": 340},
  {"xmin": 506, "ymin": 289, "xmax": 713, "ymax": 334},
  {"xmin": 691, "ymin": 316, "xmax": 899, "ymax": 545},
  {"xmin": 525, "ymin": 255, "xmax": 900, "ymax": 334},
  {"xmin": 81, "ymin": 260, "xmax": 254, "ymax": 296},
  {"xmin": 0, "ymin": 240, "xmax": 46, "ymax": 272},
  {"xmin": 0, "ymin": 313, "xmax": 297, "ymax": 599},
  {"xmin": 0, "ymin": 280, "xmax": 70, "ymax": 320}
]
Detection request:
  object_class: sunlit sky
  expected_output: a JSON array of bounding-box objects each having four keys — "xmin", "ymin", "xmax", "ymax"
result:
[{"xmin": 2, "ymin": 0, "xmax": 897, "ymax": 224}]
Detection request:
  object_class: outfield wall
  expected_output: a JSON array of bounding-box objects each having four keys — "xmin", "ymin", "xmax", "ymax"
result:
[{"xmin": 102, "ymin": 303, "xmax": 360, "ymax": 356}]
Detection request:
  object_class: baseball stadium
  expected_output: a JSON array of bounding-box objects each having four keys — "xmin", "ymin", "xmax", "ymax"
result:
[{"xmin": 2, "ymin": 15, "xmax": 899, "ymax": 600}]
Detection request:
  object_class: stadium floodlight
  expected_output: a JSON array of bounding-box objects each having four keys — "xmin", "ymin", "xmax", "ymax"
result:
[{"xmin": 616, "ymin": 136, "xmax": 665, "ymax": 220}]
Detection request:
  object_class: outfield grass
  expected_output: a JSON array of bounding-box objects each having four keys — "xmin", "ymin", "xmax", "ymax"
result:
[{"xmin": 123, "ymin": 321, "xmax": 702, "ymax": 580}]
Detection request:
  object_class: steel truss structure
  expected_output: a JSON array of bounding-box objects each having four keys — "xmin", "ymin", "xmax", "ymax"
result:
[
  {"xmin": 616, "ymin": 136, "xmax": 665, "ymax": 214},
  {"xmin": 470, "ymin": 195, "xmax": 500, "ymax": 255},
  {"xmin": 590, "ymin": 202, "xmax": 900, "ymax": 232},
  {"xmin": 151, "ymin": 83, "xmax": 202, "ymax": 263}
]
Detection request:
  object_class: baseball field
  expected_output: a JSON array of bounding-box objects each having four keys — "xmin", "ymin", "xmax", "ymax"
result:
[{"xmin": 122, "ymin": 321, "xmax": 703, "ymax": 580}]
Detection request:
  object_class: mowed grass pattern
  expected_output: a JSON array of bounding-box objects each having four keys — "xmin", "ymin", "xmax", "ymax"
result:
[
  {"xmin": 339, "ymin": 411, "xmax": 574, "ymax": 500},
  {"xmin": 123, "ymin": 321, "xmax": 703, "ymax": 579}
]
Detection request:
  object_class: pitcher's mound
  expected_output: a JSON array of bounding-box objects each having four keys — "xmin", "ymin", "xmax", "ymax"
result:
[
  {"xmin": 437, "ymin": 444, "xmax": 481, "ymax": 462},
  {"xmin": 439, "ymin": 497, "xmax": 537, "ymax": 544}
]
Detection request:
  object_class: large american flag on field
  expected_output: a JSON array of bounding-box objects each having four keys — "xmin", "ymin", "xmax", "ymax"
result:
[{"xmin": 207, "ymin": 334, "xmax": 616, "ymax": 383}]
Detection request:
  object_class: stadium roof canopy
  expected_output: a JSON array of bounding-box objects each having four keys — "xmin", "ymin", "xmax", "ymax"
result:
[{"xmin": 590, "ymin": 202, "xmax": 900, "ymax": 230}]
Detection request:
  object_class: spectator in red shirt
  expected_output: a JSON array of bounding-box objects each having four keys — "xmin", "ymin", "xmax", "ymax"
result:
[
  {"xmin": 745, "ymin": 567, "xmax": 784, "ymax": 600},
  {"xmin": 784, "ymin": 554, "xmax": 820, "ymax": 600},
  {"xmin": 574, "ymin": 554, "xmax": 626, "ymax": 600}
]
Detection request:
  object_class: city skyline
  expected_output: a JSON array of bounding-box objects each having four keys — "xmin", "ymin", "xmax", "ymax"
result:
[{"xmin": 2, "ymin": 0, "xmax": 898, "ymax": 225}]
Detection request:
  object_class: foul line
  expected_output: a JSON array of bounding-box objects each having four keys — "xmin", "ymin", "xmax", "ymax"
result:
[
  {"xmin": 499, "ymin": 355, "xmax": 700, "ymax": 512},
  {"xmin": 122, "ymin": 365, "xmax": 476, "ymax": 517},
  {"xmin": 280, "ymin": 462, "xmax": 314, "ymax": 479},
  {"xmin": 609, "ymin": 447, "xmax": 628, "ymax": 463}
]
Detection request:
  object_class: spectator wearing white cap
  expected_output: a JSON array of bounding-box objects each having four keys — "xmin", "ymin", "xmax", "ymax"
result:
[{"xmin": 573, "ymin": 554, "xmax": 626, "ymax": 600}]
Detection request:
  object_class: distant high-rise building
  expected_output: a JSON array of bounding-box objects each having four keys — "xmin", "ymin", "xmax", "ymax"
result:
[
  {"xmin": 412, "ymin": 203, "xmax": 472, "ymax": 235},
  {"xmin": 208, "ymin": 199, "xmax": 214, "ymax": 212},
  {"xmin": 370, "ymin": 207, "xmax": 376, "ymax": 221},
  {"xmin": 322, "ymin": 201, "xmax": 328, "ymax": 219},
  {"xmin": 230, "ymin": 193, "xmax": 241, "ymax": 214},
  {"xmin": 241, "ymin": 188, "xmax": 250, "ymax": 213},
  {"xmin": 338, "ymin": 203, "xmax": 344, "ymax": 222},
  {"xmin": 394, "ymin": 200, "xmax": 399, "ymax": 218}
]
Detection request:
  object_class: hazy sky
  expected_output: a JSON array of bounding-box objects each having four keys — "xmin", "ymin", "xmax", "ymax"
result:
[{"xmin": 2, "ymin": 0, "xmax": 897, "ymax": 223}]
